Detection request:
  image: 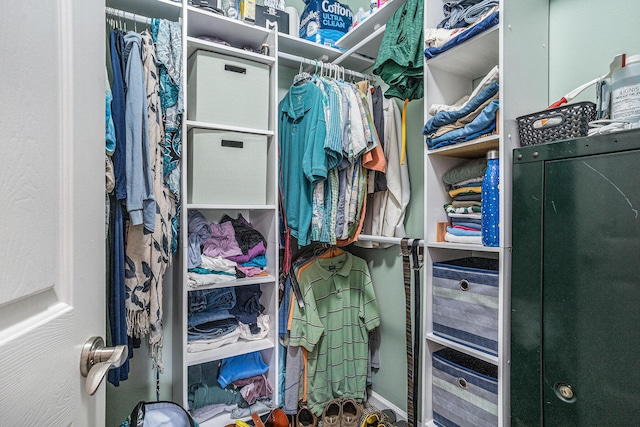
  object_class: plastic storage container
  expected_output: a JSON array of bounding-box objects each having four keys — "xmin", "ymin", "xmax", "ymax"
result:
[
  {"xmin": 611, "ymin": 54, "xmax": 640, "ymax": 121},
  {"xmin": 481, "ymin": 150, "xmax": 499, "ymax": 247}
]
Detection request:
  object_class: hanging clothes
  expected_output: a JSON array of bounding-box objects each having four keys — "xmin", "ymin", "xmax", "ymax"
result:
[
  {"xmin": 355, "ymin": 96, "xmax": 411, "ymax": 248},
  {"xmin": 279, "ymin": 70, "xmax": 410, "ymax": 248},
  {"xmin": 122, "ymin": 31, "xmax": 156, "ymax": 232},
  {"xmin": 287, "ymin": 250, "xmax": 381, "ymax": 416},
  {"xmin": 151, "ymin": 18, "xmax": 183, "ymax": 255},
  {"xmin": 107, "ymin": 28, "xmax": 130, "ymax": 387},
  {"xmin": 123, "ymin": 32, "xmax": 177, "ymax": 372},
  {"xmin": 279, "ymin": 81, "xmax": 328, "ymax": 247},
  {"xmin": 106, "ymin": 15, "xmax": 183, "ymax": 382},
  {"xmin": 372, "ymin": 0, "xmax": 424, "ymax": 101}
]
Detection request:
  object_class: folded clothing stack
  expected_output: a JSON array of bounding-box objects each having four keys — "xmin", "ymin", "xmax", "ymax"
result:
[
  {"xmin": 423, "ymin": 66, "xmax": 499, "ymax": 150},
  {"xmin": 424, "ymin": 2, "xmax": 499, "ymax": 59},
  {"xmin": 187, "ymin": 284, "xmax": 270, "ymax": 352},
  {"xmin": 187, "ymin": 210, "xmax": 269, "ymax": 289},
  {"xmin": 441, "ymin": 157, "xmax": 486, "ymax": 244},
  {"xmin": 188, "ymin": 351, "xmax": 274, "ymax": 423}
]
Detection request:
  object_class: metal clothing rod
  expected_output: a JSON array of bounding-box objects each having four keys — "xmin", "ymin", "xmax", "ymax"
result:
[
  {"xmin": 279, "ymin": 51, "xmax": 376, "ymax": 81},
  {"xmin": 357, "ymin": 234, "xmax": 425, "ymax": 247},
  {"xmin": 105, "ymin": 7, "xmax": 152, "ymax": 25}
]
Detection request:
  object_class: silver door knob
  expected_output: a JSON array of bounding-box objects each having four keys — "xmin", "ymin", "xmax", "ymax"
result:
[{"xmin": 80, "ymin": 336, "xmax": 127, "ymax": 395}]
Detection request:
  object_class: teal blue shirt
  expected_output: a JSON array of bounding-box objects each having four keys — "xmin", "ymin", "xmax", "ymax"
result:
[{"xmin": 279, "ymin": 82, "xmax": 328, "ymax": 246}]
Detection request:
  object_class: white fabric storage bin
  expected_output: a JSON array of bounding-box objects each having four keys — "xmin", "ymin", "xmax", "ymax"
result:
[
  {"xmin": 187, "ymin": 129, "xmax": 268, "ymax": 205},
  {"xmin": 187, "ymin": 50, "xmax": 270, "ymax": 130}
]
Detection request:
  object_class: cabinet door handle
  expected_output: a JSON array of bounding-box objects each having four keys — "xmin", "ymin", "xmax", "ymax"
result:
[
  {"xmin": 221, "ymin": 140, "xmax": 244, "ymax": 148},
  {"xmin": 225, "ymin": 64, "xmax": 247, "ymax": 74}
]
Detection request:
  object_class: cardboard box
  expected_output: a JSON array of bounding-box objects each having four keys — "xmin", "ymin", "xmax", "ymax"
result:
[{"xmin": 255, "ymin": 5, "xmax": 289, "ymax": 34}]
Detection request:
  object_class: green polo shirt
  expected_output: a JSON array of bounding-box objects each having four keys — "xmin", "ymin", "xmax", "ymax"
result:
[{"xmin": 289, "ymin": 252, "xmax": 380, "ymax": 415}]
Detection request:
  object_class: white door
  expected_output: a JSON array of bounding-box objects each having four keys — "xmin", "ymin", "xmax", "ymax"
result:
[{"xmin": 0, "ymin": 1, "xmax": 106, "ymax": 425}]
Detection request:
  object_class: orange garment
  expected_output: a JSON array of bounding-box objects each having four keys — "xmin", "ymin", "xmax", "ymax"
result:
[
  {"xmin": 336, "ymin": 197, "xmax": 367, "ymax": 247},
  {"xmin": 361, "ymin": 127, "xmax": 387, "ymax": 173}
]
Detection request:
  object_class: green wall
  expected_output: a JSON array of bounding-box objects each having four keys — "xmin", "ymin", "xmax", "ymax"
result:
[{"xmin": 548, "ymin": 0, "xmax": 640, "ymax": 105}]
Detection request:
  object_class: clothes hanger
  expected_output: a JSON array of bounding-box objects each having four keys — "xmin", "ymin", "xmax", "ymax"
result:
[{"xmin": 292, "ymin": 64, "xmax": 312, "ymax": 86}]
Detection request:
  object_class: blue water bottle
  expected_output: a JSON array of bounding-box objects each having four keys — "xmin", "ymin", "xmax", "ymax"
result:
[{"xmin": 481, "ymin": 150, "xmax": 499, "ymax": 247}]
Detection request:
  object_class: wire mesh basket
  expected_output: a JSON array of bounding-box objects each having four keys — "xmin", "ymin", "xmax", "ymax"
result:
[{"xmin": 516, "ymin": 102, "xmax": 596, "ymax": 146}]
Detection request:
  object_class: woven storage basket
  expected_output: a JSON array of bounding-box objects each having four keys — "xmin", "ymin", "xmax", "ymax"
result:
[{"xmin": 516, "ymin": 101, "xmax": 596, "ymax": 146}]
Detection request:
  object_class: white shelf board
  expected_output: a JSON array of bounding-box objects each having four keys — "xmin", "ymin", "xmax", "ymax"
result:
[
  {"xmin": 187, "ymin": 6, "xmax": 271, "ymax": 50},
  {"xmin": 333, "ymin": 25, "xmax": 385, "ymax": 66},
  {"xmin": 186, "ymin": 275, "xmax": 277, "ymax": 291},
  {"xmin": 186, "ymin": 36, "xmax": 276, "ymax": 65},
  {"xmin": 107, "ymin": 0, "xmax": 182, "ymax": 21},
  {"xmin": 426, "ymin": 25, "xmax": 499, "ymax": 79},
  {"xmin": 278, "ymin": 33, "xmax": 339, "ymax": 62},
  {"xmin": 427, "ymin": 333, "xmax": 499, "ymax": 366},
  {"xmin": 196, "ymin": 413, "xmax": 235, "ymax": 427},
  {"xmin": 196, "ymin": 407, "xmax": 271, "ymax": 427},
  {"xmin": 426, "ymin": 241, "xmax": 500, "ymax": 252},
  {"xmin": 334, "ymin": 0, "xmax": 407, "ymax": 51},
  {"xmin": 277, "ymin": 34, "xmax": 375, "ymax": 72},
  {"xmin": 186, "ymin": 203, "xmax": 278, "ymax": 211},
  {"xmin": 186, "ymin": 337, "xmax": 276, "ymax": 366},
  {"xmin": 326, "ymin": 53, "xmax": 376, "ymax": 74},
  {"xmin": 186, "ymin": 120, "xmax": 274, "ymax": 136},
  {"xmin": 427, "ymin": 134, "xmax": 499, "ymax": 159}
]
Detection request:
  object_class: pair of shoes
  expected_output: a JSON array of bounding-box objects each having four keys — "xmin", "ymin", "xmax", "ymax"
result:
[
  {"xmin": 297, "ymin": 401, "xmax": 318, "ymax": 427},
  {"xmin": 322, "ymin": 397, "xmax": 364, "ymax": 427}
]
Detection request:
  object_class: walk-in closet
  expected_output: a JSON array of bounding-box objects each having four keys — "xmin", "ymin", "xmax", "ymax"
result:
[{"xmin": 2, "ymin": 0, "xmax": 640, "ymax": 426}]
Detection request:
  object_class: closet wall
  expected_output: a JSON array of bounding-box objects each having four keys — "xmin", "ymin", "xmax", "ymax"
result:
[{"xmin": 548, "ymin": 0, "xmax": 640, "ymax": 105}]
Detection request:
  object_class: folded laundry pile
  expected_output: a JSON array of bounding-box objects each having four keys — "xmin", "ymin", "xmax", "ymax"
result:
[
  {"xmin": 424, "ymin": 1, "xmax": 499, "ymax": 59},
  {"xmin": 423, "ymin": 66, "xmax": 499, "ymax": 149},
  {"xmin": 185, "ymin": 210, "xmax": 271, "ymax": 353},
  {"xmin": 186, "ymin": 284, "xmax": 270, "ymax": 352},
  {"xmin": 187, "ymin": 210, "xmax": 269, "ymax": 288},
  {"xmin": 188, "ymin": 351, "xmax": 275, "ymax": 423},
  {"xmin": 441, "ymin": 157, "xmax": 487, "ymax": 245}
]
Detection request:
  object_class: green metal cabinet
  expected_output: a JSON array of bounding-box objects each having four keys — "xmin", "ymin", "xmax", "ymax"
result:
[{"xmin": 511, "ymin": 129, "xmax": 640, "ymax": 426}]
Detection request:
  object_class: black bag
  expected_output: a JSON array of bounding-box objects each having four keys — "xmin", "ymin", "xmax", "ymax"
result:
[{"xmin": 128, "ymin": 401, "xmax": 198, "ymax": 427}]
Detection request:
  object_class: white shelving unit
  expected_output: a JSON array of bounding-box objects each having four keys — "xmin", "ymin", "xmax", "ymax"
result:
[
  {"xmin": 421, "ymin": 1, "xmax": 549, "ymax": 426},
  {"xmin": 175, "ymin": 5, "xmax": 281, "ymax": 426}
]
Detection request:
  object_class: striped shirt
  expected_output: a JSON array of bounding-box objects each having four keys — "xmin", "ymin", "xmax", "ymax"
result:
[{"xmin": 289, "ymin": 252, "xmax": 380, "ymax": 415}]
